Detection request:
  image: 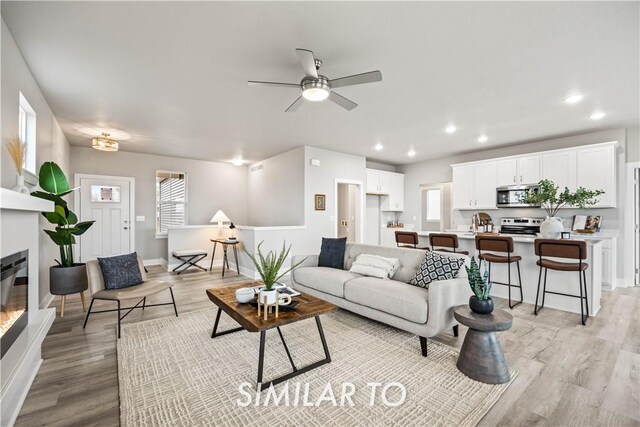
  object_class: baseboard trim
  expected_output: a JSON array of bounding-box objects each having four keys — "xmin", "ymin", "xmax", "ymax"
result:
[
  {"xmin": 143, "ymin": 258, "xmax": 168, "ymax": 268},
  {"xmin": 40, "ymin": 292, "xmax": 55, "ymax": 310}
]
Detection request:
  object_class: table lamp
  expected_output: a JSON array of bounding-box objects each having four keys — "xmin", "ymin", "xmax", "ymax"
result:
[{"xmin": 210, "ymin": 210, "xmax": 230, "ymax": 237}]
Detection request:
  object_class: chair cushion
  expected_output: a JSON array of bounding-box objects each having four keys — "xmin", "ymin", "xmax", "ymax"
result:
[
  {"xmin": 408, "ymin": 251, "xmax": 465, "ymax": 288},
  {"xmin": 349, "ymin": 254, "xmax": 400, "ymax": 279},
  {"xmin": 479, "ymin": 253, "xmax": 521, "ymax": 263},
  {"xmin": 318, "ymin": 237, "xmax": 347, "ymax": 269},
  {"xmin": 172, "ymin": 249, "xmax": 207, "ymax": 257},
  {"xmin": 537, "ymin": 259, "xmax": 588, "ymax": 271},
  {"xmin": 292, "ymin": 266, "xmax": 361, "ymax": 298},
  {"xmin": 344, "ymin": 277, "xmax": 429, "ymax": 323},
  {"xmin": 98, "ymin": 252, "xmax": 143, "ymax": 290},
  {"xmin": 93, "ymin": 280, "xmax": 173, "ymax": 300}
]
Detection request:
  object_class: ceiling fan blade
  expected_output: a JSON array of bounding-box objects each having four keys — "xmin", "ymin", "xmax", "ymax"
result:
[
  {"xmin": 248, "ymin": 80, "xmax": 300, "ymax": 88},
  {"xmin": 330, "ymin": 70, "xmax": 382, "ymax": 89},
  {"xmin": 285, "ymin": 96, "xmax": 305, "ymax": 112},
  {"xmin": 329, "ymin": 91, "xmax": 358, "ymax": 111},
  {"xmin": 295, "ymin": 48, "xmax": 318, "ymax": 79}
]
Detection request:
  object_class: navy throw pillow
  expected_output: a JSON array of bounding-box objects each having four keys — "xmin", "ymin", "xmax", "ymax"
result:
[
  {"xmin": 98, "ymin": 252, "xmax": 143, "ymax": 290},
  {"xmin": 318, "ymin": 237, "xmax": 347, "ymax": 270}
]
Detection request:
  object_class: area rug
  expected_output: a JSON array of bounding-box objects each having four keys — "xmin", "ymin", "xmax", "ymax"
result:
[{"xmin": 117, "ymin": 309, "xmax": 517, "ymax": 426}]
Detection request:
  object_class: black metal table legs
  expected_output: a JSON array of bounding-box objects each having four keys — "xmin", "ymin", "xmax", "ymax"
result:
[
  {"xmin": 209, "ymin": 242, "xmax": 240, "ymax": 276},
  {"xmin": 210, "ymin": 309, "xmax": 332, "ymax": 391}
]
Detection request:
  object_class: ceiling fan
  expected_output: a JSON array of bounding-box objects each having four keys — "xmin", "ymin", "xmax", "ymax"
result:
[{"xmin": 248, "ymin": 48, "xmax": 382, "ymax": 112}]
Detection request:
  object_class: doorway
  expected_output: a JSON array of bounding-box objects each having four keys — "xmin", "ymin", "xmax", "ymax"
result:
[
  {"xmin": 334, "ymin": 180, "xmax": 364, "ymax": 243},
  {"xmin": 74, "ymin": 174, "xmax": 135, "ymax": 262},
  {"xmin": 420, "ymin": 183, "xmax": 452, "ymax": 232}
]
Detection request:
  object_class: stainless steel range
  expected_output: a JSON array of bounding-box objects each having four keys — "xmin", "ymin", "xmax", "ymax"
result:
[{"xmin": 500, "ymin": 217, "xmax": 543, "ymax": 236}]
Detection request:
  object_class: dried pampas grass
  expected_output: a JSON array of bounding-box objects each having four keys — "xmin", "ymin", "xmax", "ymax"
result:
[{"xmin": 5, "ymin": 136, "xmax": 26, "ymax": 175}]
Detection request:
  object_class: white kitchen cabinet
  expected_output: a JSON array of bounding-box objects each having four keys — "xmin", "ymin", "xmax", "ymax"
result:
[
  {"xmin": 381, "ymin": 173, "xmax": 404, "ymax": 211},
  {"xmin": 517, "ymin": 155, "xmax": 541, "ymax": 185},
  {"xmin": 576, "ymin": 145, "xmax": 616, "ymax": 207},
  {"xmin": 366, "ymin": 169, "xmax": 391, "ymax": 195},
  {"xmin": 542, "ymin": 150, "xmax": 577, "ymax": 191},
  {"xmin": 496, "ymin": 158, "xmax": 518, "ymax": 186},
  {"xmin": 452, "ymin": 162, "xmax": 496, "ymax": 209}
]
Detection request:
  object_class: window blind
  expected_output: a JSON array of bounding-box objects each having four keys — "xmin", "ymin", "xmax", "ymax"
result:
[{"xmin": 156, "ymin": 173, "xmax": 186, "ymax": 234}]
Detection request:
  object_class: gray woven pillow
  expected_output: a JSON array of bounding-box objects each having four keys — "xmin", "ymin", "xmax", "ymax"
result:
[
  {"xmin": 408, "ymin": 251, "xmax": 465, "ymax": 288},
  {"xmin": 98, "ymin": 252, "xmax": 143, "ymax": 290}
]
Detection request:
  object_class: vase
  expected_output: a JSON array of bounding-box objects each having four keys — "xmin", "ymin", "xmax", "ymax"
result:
[
  {"xmin": 50, "ymin": 264, "xmax": 89, "ymax": 296},
  {"xmin": 540, "ymin": 216, "xmax": 564, "ymax": 239},
  {"xmin": 469, "ymin": 295, "xmax": 494, "ymax": 314},
  {"xmin": 259, "ymin": 288, "xmax": 278, "ymax": 305},
  {"xmin": 12, "ymin": 175, "xmax": 30, "ymax": 195}
]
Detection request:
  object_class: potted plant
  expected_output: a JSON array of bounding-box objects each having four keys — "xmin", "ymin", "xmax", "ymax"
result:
[
  {"xmin": 31, "ymin": 162, "xmax": 95, "ymax": 304},
  {"xmin": 524, "ymin": 179, "xmax": 604, "ymax": 239},
  {"xmin": 243, "ymin": 241, "xmax": 305, "ymax": 305},
  {"xmin": 466, "ymin": 257, "xmax": 493, "ymax": 314}
]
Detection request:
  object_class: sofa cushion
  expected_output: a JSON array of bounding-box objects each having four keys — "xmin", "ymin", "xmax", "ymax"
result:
[
  {"xmin": 318, "ymin": 237, "xmax": 347, "ymax": 269},
  {"xmin": 344, "ymin": 277, "xmax": 429, "ymax": 323},
  {"xmin": 344, "ymin": 244, "xmax": 426, "ymax": 283},
  {"xmin": 349, "ymin": 254, "xmax": 400, "ymax": 279},
  {"xmin": 408, "ymin": 251, "xmax": 465, "ymax": 288},
  {"xmin": 292, "ymin": 266, "xmax": 361, "ymax": 298}
]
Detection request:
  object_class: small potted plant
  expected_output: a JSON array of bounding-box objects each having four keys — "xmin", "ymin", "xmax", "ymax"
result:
[
  {"xmin": 524, "ymin": 179, "xmax": 604, "ymax": 239},
  {"xmin": 243, "ymin": 241, "xmax": 305, "ymax": 305},
  {"xmin": 31, "ymin": 162, "xmax": 95, "ymax": 308},
  {"xmin": 466, "ymin": 257, "xmax": 493, "ymax": 314}
]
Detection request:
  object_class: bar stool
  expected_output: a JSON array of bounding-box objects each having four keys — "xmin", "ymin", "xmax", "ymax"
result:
[
  {"xmin": 534, "ymin": 239, "xmax": 589, "ymax": 325},
  {"xmin": 395, "ymin": 231, "xmax": 429, "ymax": 250},
  {"xmin": 429, "ymin": 233, "xmax": 469, "ymax": 255},
  {"xmin": 475, "ymin": 235, "xmax": 523, "ymax": 309}
]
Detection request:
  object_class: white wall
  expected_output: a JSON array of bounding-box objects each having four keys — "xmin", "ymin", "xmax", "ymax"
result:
[
  {"xmin": 366, "ymin": 160, "xmax": 396, "ymax": 172},
  {"xmin": 1, "ymin": 20, "xmax": 71, "ymax": 308},
  {"xmin": 70, "ymin": 147, "xmax": 248, "ymax": 261},
  {"xmin": 627, "ymin": 126, "xmax": 639, "ymax": 163},
  {"xmin": 247, "ymin": 146, "xmax": 304, "ymax": 226},
  {"xmin": 398, "ymin": 128, "xmax": 630, "ymax": 278}
]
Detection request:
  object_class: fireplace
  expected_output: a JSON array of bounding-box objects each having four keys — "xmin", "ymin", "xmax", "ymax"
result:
[{"xmin": 1, "ymin": 250, "xmax": 28, "ymax": 358}]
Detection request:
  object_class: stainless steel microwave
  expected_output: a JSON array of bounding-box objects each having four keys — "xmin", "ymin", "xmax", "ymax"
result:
[{"xmin": 496, "ymin": 185, "xmax": 540, "ymax": 208}]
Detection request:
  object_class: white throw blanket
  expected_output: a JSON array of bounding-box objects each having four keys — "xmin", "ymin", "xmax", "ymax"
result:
[{"xmin": 349, "ymin": 254, "xmax": 400, "ymax": 279}]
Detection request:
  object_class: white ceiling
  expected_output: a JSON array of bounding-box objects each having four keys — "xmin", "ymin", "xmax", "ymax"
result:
[{"xmin": 2, "ymin": 2, "xmax": 638, "ymax": 165}]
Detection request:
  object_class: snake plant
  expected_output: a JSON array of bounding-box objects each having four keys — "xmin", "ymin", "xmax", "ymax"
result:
[{"xmin": 465, "ymin": 257, "xmax": 492, "ymax": 300}]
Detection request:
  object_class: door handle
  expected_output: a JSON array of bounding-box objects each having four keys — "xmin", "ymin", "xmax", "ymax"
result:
[
  {"xmin": 520, "ymin": 175, "xmax": 523, "ymax": 182},
  {"xmin": 124, "ymin": 227, "xmax": 129, "ymax": 230},
  {"xmin": 513, "ymin": 176, "xmax": 516, "ymax": 183}
]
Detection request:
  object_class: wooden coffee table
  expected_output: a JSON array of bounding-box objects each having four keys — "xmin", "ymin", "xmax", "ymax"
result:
[
  {"xmin": 206, "ymin": 283, "xmax": 338, "ymax": 390},
  {"xmin": 453, "ymin": 305, "xmax": 513, "ymax": 384}
]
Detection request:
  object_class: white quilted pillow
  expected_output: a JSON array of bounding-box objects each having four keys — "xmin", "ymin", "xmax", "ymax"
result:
[{"xmin": 349, "ymin": 254, "xmax": 400, "ymax": 279}]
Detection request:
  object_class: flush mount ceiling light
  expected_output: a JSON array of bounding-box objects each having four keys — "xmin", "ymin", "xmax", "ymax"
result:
[
  {"xmin": 231, "ymin": 157, "xmax": 245, "ymax": 166},
  {"xmin": 445, "ymin": 125, "xmax": 457, "ymax": 134},
  {"xmin": 408, "ymin": 149, "xmax": 416, "ymax": 157},
  {"xmin": 478, "ymin": 134, "xmax": 488, "ymax": 143},
  {"xmin": 590, "ymin": 111, "xmax": 605, "ymax": 120},
  {"xmin": 374, "ymin": 143, "xmax": 383, "ymax": 151},
  {"xmin": 91, "ymin": 132, "xmax": 118, "ymax": 152},
  {"xmin": 564, "ymin": 93, "xmax": 583, "ymax": 104}
]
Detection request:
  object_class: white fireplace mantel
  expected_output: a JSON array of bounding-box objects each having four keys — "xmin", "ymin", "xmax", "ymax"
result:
[{"xmin": 1, "ymin": 187, "xmax": 55, "ymax": 427}]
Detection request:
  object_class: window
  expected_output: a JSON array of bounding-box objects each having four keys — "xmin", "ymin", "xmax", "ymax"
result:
[
  {"xmin": 426, "ymin": 188, "xmax": 441, "ymax": 221},
  {"xmin": 156, "ymin": 171, "xmax": 187, "ymax": 236},
  {"xmin": 18, "ymin": 92, "xmax": 36, "ymax": 176}
]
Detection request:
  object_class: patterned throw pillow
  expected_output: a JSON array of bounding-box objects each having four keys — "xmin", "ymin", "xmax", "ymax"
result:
[
  {"xmin": 407, "ymin": 251, "xmax": 465, "ymax": 288},
  {"xmin": 98, "ymin": 252, "xmax": 143, "ymax": 290}
]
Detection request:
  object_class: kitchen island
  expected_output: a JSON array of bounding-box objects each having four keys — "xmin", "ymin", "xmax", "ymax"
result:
[{"xmin": 416, "ymin": 231, "xmax": 603, "ymax": 316}]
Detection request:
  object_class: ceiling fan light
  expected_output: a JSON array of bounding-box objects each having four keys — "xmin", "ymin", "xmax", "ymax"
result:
[
  {"xmin": 302, "ymin": 87, "xmax": 330, "ymax": 101},
  {"xmin": 91, "ymin": 132, "xmax": 119, "ymax": 152}
]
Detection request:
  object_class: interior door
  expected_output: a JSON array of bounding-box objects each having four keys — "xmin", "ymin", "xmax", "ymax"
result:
[{"xmin": 78, "ymin": 177, "xmax": 132, "ymax": 261}]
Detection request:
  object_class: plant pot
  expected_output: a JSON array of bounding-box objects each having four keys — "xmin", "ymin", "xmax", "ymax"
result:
[
  {"xmin": 469, "ymin": 295, "xmax": 494, "ymax": 314},
  {"xmin": 540, "ymin": 216, "xmax": 564, "ymax": 239},
  {"xmin": 50, "ymin": 264, "xmax": 88, "ymax": 296},
  {"xmin": 259, "ymin": 288, "xmax": 277, "ymax": 305}
]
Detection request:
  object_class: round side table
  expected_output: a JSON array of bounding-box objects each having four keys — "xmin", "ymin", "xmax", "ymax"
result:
[{"xmin": 453, "ymin": 305, "xmax": 513, "ymax": 384}]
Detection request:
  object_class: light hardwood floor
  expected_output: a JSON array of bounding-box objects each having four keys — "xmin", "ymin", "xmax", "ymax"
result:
[{"xmin": 15, "ymin": 266, "xmax": 640, "ymax": 426}]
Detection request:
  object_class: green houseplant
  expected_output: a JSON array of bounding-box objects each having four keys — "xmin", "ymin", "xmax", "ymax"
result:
[
  {"xmin": 524, "ymin": 179, "xmax": 604, "ymax": 238},
  {"xmin": 466, "ymin": 257, "xmax": 493, "ymax": 314},
  {"xmin": 244, "ymin": 241, "xmax": 306, "ymax": 304},
  {"xmin": 31, "ymin": 162, "xmax": 95, "ymax": 312}
]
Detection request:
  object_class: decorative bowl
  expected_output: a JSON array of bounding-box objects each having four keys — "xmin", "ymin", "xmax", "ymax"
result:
[{"xmin": 235, "ymin": 287, "xmax": 255, "ymax": 303}]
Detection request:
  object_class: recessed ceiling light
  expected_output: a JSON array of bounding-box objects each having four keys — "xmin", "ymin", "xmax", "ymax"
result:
[
  {"xmin": 231, "ymin": 157, "xmax": 244, "ymax": 166},
  {"xmin": 408, "ymin": 150, "xmax": 416, "ymax": 157},
  {"xmin": 590, "ymin": 111, "xmax": 605, "ymax": 120},
  {"xmin": 478, "ymin": 134, "xmax": 488, "ymax": 143},
  {"xmin": 564, "ymin": 93, "xmax": 583, "ymax": 104},
  {"xmin": 374, "ymin": 143, "xmax": 383, "ymax": 151},
  {"xmin": 445, "ymin": 125, "xmax": 457, "ymax": 134}
]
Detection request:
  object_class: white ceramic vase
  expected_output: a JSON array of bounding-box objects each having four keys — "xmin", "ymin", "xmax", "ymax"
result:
[
  {"xmin": 12, "ymin": 175, "xmax": 29, "ymax": 195},
  {"xmin": 540, "ymin": 216, "xmax": 564, "ymax": 239}
]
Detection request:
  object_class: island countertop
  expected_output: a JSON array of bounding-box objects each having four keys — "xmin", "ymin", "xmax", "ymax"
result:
[{"xmin": 415, "ymin": 230, "xmax": 608, "ymax": 245}]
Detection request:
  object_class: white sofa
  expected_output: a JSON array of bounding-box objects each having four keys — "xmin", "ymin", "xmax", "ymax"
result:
[{"xmin": 291, "ymin": 243, "xmax": 471, "ymax": 356}]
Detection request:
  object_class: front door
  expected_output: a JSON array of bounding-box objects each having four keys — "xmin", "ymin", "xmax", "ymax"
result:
[{"xmin": 78, "ymin": 176, "xmax": 132, "ymax": 261}]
